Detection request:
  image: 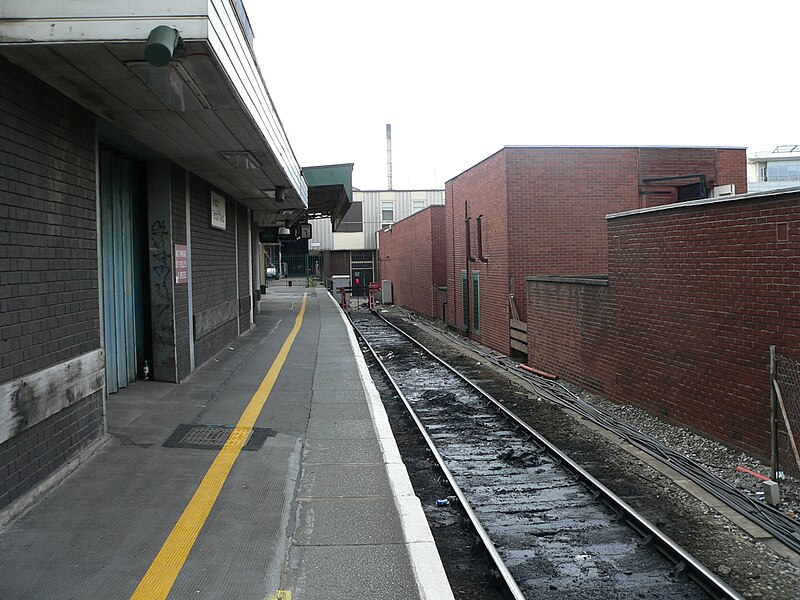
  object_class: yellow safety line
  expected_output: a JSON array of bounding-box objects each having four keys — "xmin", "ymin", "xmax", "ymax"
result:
[{"xmin": 131, "ymin": 294, "xmax": 308, "ymax": 600}]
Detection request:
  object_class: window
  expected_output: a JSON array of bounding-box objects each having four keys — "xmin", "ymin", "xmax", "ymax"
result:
[
  {"xmin": 412, "ymin": 199, "xmax": 425, "ymax": 214},
  {"xmin": 766, "ymin": 160, "xmax": 800, "ymax": 183},
  {"xmin": 472, "ymin": 271, "xmax": 480, "ymax": 333},
  {"xmin": 461, "ymin": 270, "xmax": 469, "ymax": 331},
  {"xmin": 381, "ymin": 201, "xmax": 394, "ymax": 227}
]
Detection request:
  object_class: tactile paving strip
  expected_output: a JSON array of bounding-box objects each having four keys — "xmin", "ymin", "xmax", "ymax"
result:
[{"xmin": 163, "ymin": 424, "xmax": 274, "ymax": 451}]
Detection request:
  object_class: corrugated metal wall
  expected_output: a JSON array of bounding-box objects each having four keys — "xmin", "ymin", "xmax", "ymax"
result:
[{"xmin": 310, "ymin": 189, "xmax": 444, "ymax": 251}]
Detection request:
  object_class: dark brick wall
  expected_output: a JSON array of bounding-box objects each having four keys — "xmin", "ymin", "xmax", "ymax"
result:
[
  {"xmin": 0, "ymin": 390, "xmax": 103, "ymax": 511},
  {"xmin": 379, "ymin": 206, "xmax": 445, "ymax": 319},
  {"xmin": 528, "ymin": 190, "xmax": 800, "ymax": 459},
  {"xmin": 237, "ymin": 203, "xmax": 251, "ymax": 335},
  {"xmin": 0, "ymin": 56, "xmax": 105, "ymax": 511},
  {"xmin": 0, "ymin": 57, "xmax": 100, "ymax": 382},
  {"xmin": 171, "ymin": 165, "xmax": 191, "ymax": 382},
  {"xmin": 189, "ymin": 176, "xmax": 238, "ymax": 367}
]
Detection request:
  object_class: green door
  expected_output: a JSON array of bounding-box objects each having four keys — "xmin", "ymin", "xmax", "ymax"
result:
[{"xmin": 100, "ymin": 149, "xmax": 148, "ymax": 393}]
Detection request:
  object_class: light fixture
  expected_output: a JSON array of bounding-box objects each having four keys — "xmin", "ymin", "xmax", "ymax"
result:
[
  {"xmin": 274, "ymin": 186, "xmax": 286, "ymax": 203},
  {"xmin": 144, "ymin": 26, "xmax": 180, "ymax": 67},
  {"xmin": 278, "ymin": 226, "xmax": 291, "ymax": 236}
]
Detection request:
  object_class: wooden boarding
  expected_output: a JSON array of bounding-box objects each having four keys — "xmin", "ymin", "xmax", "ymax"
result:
[
  {"xmin": 510, "ymin": 328, "xmax": 528, "ymax": 343},
  {"xmin": 510, "ymin": 319, "xmax": 528, "ymax": 354},
  {"xmin": 510, "ymin": 319, "xmax": 527, "ymax": 333},
  {"xmin": 510, "ymin": 339, "xmax": 528, "ymax": 354},
  {"xmin": 0, "ymin": 349, "xmax": 105, "ymax": 445}
]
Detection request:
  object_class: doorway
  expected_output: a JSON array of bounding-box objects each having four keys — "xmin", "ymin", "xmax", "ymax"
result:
[{"xmin": 99, "ymin": 148, "xmax": 151, "ymax": 393}]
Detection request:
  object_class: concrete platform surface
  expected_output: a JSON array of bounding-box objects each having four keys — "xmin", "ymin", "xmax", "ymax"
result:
[{"xmin": 0, "ymin": 287, "xmax": 453, "ymax": 600}]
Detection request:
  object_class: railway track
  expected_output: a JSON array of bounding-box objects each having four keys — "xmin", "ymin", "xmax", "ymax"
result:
[{"xmin": 351, "ymin": 310, "xmax": 743, "ymax": 600}]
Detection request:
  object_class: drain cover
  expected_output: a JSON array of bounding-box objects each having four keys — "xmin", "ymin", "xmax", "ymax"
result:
[{"xmin": 163, "ymin": 424, "xmax": 274, "ymax": 451}]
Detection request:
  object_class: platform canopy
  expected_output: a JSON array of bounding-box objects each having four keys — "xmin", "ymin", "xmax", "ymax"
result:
[
  {"xmin": 303, "ymin": 164, "xmax": 354, "ymax": 231},
  {"xmin": 0, "ymin": 1, "xmax": 308, "ymax": 226}
]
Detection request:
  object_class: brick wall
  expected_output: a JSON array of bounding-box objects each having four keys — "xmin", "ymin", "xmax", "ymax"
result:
[
  {"xmin": 0, "ymin": 57, "xmax": 104, "ymax": 512},
  {"xmin": 507, "ymin": 147, "xmax": 641, "ymax": 322},
  {"xmin": 0, "ymin": 391, "xmax": 103, "ymax": 511},
  {"xmin": 378, "ymin": 206, "xmax": 445, "ymax": 318},
  {"xmin": 528, "ymin": 190, "xmax": 800, "ymax": 458},
  {"xmin": 431, "ymin": 206, "xmax": 447, "ymax": 293},
  {"xmin": 527, "ymin": 277, "xmax": 616, "ymax": 392},
  {"xmin": 446, "ymin": 150, "xmax": 510, "ymax": 353},
  {"xmin": 608, "ymin": 192, "xmax": 799, "ymax": 457},
  {"xmin": 189, "ymin": 176, "xmax": 238, "ymax": 367},
  {"xmin": 715, "ymin": 148, "xmax": 748, "ymax": 195},
  {"xmin": 445, "ymin": 146, "xmax": 746, "ymax": 360},
  {"xmin": 0, "ymin": 57, "xmax": 100, "ymax": 381}
]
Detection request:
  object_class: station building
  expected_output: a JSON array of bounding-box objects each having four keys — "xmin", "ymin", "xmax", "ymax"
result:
[
  {"xmin": 445, "ymin": 146, "xmax": 747, "ymax": 357},
  {"xmin": 309, "ymin": 188, "xmax": 444, "ymax": 290},
  {"xmin": 0, "ymin": 4, "xmax": 350, "ymax": 512}
]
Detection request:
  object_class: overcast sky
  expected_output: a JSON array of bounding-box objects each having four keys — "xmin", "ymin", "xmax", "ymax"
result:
[{"xmin": 246, "ymin": 0, "xmax": 798, "ymax": 191}]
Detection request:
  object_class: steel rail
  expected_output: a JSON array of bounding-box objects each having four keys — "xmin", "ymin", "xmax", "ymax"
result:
[
  {"xmin": 367, "ymin": 309, "xmax": 745, "ymax": 600},
  {"xmin": 348, "ymin": 312, "xmax": 526, "ymax": 600}
]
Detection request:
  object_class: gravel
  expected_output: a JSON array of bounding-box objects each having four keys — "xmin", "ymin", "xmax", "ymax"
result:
[{"xmin": 567, "ymin": 384, "xmax": 800, "ymax": 523}]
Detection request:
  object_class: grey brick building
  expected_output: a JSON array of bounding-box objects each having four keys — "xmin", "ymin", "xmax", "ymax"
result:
[{"xmin": 0, "ymin": 3, "xmax": 350, "ymax": 512}]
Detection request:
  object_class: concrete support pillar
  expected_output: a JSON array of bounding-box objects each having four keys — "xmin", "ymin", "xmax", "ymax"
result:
[{"xmin": 146, "ymin": 160, "xmax": 178, "ymax": 382}]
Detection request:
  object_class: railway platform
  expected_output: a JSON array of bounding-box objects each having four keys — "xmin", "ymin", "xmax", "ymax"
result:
[{"xmin": 0, "ymin": 287, "xmax": 452, "ymax": 600}]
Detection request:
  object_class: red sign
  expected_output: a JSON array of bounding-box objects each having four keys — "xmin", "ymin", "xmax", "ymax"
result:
[{"xmin": 174, "ymin": 244, "xmax": 188, "ymax": 284}]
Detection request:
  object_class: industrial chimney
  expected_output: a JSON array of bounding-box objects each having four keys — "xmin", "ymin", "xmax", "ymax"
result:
[{"xmin": 386, "ymin": 123, "xmax": 393, "ymax": 190}]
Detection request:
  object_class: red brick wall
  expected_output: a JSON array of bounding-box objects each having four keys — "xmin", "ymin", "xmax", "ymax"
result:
[
  {"xmin": 507, "ymin": 147, "xmax": 640, "ymax": 323},
  {"xmin": 379, "ymin": 206, "xmax": 446, "ymax": 318},
  {"xmin": 527, "ymin": 277, "xmax": 616, "ymax": 392},
  {"xmin": 446, "ymin": 150, "xmax": 510, "ymax": 354},
  {"xmin": 528, "ymin": 190, "xmax": 800, "ymax": 458},
  {"xmin": 638, "ymin": 147, "xmax": 718, "ymax": 181},
  {"xmin": 445, "ymin": 146, "xmax": 746, "ymax": 361},
  {"xmin": 716, "ymin": 148, "xmax": 748, "ymax": 195},
  {"xmin": 431, "ymin": 206, "xmax": 447, "ymax": 292}
]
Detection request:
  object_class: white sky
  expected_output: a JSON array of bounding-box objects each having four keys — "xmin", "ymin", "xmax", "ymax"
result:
[{"xmin": 246, "ymin": 0, "xmax": 798, "ymax": 191}]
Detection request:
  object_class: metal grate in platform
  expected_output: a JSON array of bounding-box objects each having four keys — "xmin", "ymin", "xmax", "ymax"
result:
[{"xmin": 163, "ymin": 424, "xmax": 274, "ymax": 451}]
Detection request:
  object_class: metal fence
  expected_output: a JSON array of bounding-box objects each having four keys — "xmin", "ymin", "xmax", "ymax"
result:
[
  {"xmin": 264, "ymin": 253, "xmax": 324, "ymax": 288},
  {"xmin": 772, "ymin": 347, "xmax": 800, "ymax": 478}
]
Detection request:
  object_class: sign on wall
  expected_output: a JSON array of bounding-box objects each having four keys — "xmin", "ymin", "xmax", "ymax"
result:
[
  {"xmin": 210, "ymin": 190, "xmax": 226, "ymax": 230},
  {"xmin": 174, "ymin": 244, "xmax": 188, "ymax": 284}
]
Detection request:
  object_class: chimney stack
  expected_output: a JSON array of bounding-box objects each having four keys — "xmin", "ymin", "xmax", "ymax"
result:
[{"xmin": 386, "ymin": 123, "xmax": 393, "ymax": 190}]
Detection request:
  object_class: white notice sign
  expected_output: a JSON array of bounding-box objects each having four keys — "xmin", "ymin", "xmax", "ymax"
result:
[{"xmin": 211, "ymin": 191, "xmax": 226, "ymax": 230}]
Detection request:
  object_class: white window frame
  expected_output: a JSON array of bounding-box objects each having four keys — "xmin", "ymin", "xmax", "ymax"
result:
[{"xmin": 381, "ymin": 200, "xmax": 394, "ymax": 228}]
